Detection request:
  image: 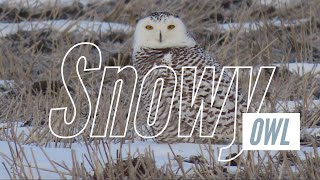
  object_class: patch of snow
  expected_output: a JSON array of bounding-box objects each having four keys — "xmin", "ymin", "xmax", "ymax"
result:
[
  {"xmin": 276, "ymin": 99, "xmax": 320, "ymax": 112},
  {"xmin": 253, "ymin": 0, "xmax": 302, "ymax": 9},
  {"xmin": 273, "ymin": 63, "xmax": 320, "ymax": 77},
  {"xmin": 0, "ymin": 0, "xmax": 113, "ymax": 10},
  {"xmin": 0, "ymin": 141, "xmax": 77, "ymax": 179},
  {"xmin": 0, "ymin": 80, "xmax": 16, "ymax": 96},
  {"xmin": 0, "ymin": 20, "xmax": 132, "ymax": 37},
  {"xmin": 0, "ymin": 80, "xmax": 15, "ymax": 86},
  {"xmin": 0, "ymin": 139, "xmax": 319, "ymax": 178},
  {"xmin": 0, "ymin": 18, "xmax": 309, "ymax": 37},
  {"xmin": 0, "ymin": 0, "xmax": 301, "ymax": 11},
  {"xmin": 0, "ymin": 141, "xmax": 230, "ymax": 178},
  {"xmin": 301, "ymin": 127, "xmax": 320, "ymax": 139},
  {"xmin": 0, "ymin": 122, "xmax": 24, "ymax": 129},
  {"xmin": 214, "ymin": 18, "xmax": 310, "ymax": 34}
]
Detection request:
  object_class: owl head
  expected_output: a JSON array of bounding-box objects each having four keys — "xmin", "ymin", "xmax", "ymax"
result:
[{"xmin": 133, "ymin": 12, "xmax": 197, "ymax": 52}]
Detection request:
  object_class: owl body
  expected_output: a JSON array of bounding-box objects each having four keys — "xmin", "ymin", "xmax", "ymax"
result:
[{"xmin": 133, "ymin": 12, "xmax": 246, "ymax": 143}]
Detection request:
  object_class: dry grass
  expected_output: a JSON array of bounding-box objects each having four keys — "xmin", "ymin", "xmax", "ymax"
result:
[{"xmin": 0, "ymin": 0, "xmax": 320, "ymax": 179}]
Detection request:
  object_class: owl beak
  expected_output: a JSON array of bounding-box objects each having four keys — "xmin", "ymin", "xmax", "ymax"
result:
[{"xmin": 159, "ymin": 31, "xmax": 162, "ymax": 43}]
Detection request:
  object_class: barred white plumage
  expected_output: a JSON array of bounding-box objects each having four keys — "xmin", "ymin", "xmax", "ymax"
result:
[{"xmin": 133, "ymin": 12, "xmax": 247, "ymax": 143}]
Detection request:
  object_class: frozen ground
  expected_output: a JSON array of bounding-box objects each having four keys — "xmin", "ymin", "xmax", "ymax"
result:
[
  {"xmin": 0, "ymin": 20, "xmax": 132, "ymax": 37},
  {"xmin": 0, "ymin": 141, "xmax": 317, "ymax": 178},
  {"xmin": 0, "ymin": 0, "xmax": 111, "ymax": 9},
  {"xmin": 0, "ymin": 137, "xmax": 319, "ymax": 178},
  {"xmin": 253, "ymin": 0, "xmax": 302, "ymax": 8},
  {"xmin": 276, "ymin": 99, "xmax": 320, "ymax": 112},
  {"xmin": 0, "ymin": 18, "xmax": 310, "ymax": 37},
  {"xmin": 0, "ymin": 121, "xmax": 319, "ymax": 178},
  {"xmin": 0, "ymin": 0, "xmax": 302, "ymax": 10},
  {"xmin": 0, "ymin": 0, "xmax": 319, "ymax": 179},
  {"xmin": 212, "ymin": 18, "xmax": 310, "ymax": 34},
  {"xmin": 273, "ymin": 63, "xmax": 320, "ymax": 77}
]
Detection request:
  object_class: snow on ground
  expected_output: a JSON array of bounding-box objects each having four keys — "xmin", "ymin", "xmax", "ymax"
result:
[
  {"xmin": 0, "ymin": 80, "xmax": 15, "ymax": 87},
  {"xmin": 0, "ymin": 18, "xmax": 309, "ymax": 37},
  {"xmin": 265, "ymin": 62, "xmax": 320, "ymax": 112},
  {"xmin": 273, "ymin": 63, "xmax": 320, "ymax": 77},
  {"xmin": 0, "ymin": 122, "xmax": 24, "ymax": 129},
  {"xmin": 0, "ymin": 141, "xmax": 80, "ymax": 179},
  {"xmin": 0, "ymin": 0, "xmax": 303, "ymax": 11},
  {"xmin": 0, "ymin": 137, "xmax": 319, "ymax": 178},
  {"xmin": 0, "ymin": 0, "xmax": 112, "ymax": 10},
  {"xmin": 0, "ymin": 122, "xmax": 319, "ymax": 178},
  {"xmin": 210, "ymin": 18, "xmax": 310, "ymax": 34},
  {"xmin": 0, "ymin": 20, "xmax": 132, "ymax": 37},
  {"xmin": 0, "ymin": 138, "xmax": 229, "ymax": 178},
  {"xmin": 0, "ymin": 0, "xmax": 310, "ymax": 37},
  {"xmin": 0, "ymin": 0, "xmax": 318, "ymax": 177},
  {"xmin": 276, "ymin": 99, "xmax": 320, "ymax": 112},
  {"xmin": 0, "ymin": 80, "xmax": 16, "ymax": 96},
  {"xmin": 252, "ymin": 0, "xmax": 302, "ymax": 8},
  {"xmin": 301, "ymin": 127, "xmax": 320, "ymax": 139}
]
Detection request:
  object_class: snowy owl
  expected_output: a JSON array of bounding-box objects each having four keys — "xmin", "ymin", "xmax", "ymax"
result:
[{"xmin": 132, "ymin": 12, "xmax": 247, "ymax": 143}]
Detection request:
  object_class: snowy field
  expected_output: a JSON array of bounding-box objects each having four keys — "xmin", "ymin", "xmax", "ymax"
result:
[
  {"xmin": 0, "ymin": 18, "xmax": 310, "ymax": 37},
  {"xmin": 0, "ymin": 140, "xmax": 319, "ymax": 179},
  {"xmin": 0, "ymin": 0, "xmax": 320, "ymax": 179},
  {"xmin": 0, "ymin": 120, "xmax": 320, "ymax": 178}
]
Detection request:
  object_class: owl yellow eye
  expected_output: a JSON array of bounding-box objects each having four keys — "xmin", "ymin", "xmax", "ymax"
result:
[
  {"xmin": 168, "ymin": 25, "xmax": 175, "ymax": 30},
  {"xmin": 145, "ymin": 25, "xmax": 153, "ymax": 30}
]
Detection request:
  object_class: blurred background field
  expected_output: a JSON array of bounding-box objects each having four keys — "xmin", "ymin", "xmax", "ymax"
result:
[{"xmin": 0, "ymin": 0, "xmax": 320, "ymax": 179}]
